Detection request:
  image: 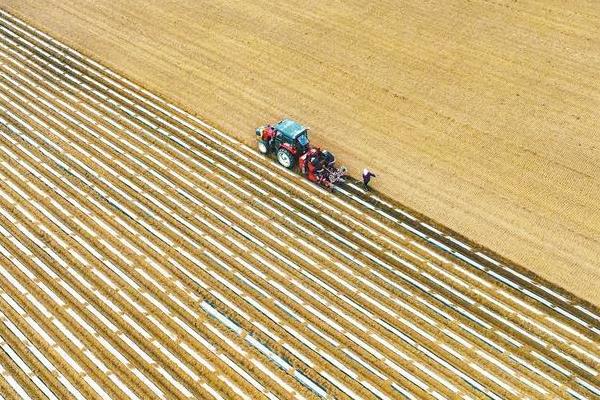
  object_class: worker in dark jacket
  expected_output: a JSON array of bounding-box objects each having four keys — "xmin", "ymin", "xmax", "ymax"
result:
[
  {"xmin": 322, "ymin": 150, "xmax": 335, "ymax": 169},
  {"xmin": 362, "ymin": 168, "xmax": 376, "ymax": 191}
]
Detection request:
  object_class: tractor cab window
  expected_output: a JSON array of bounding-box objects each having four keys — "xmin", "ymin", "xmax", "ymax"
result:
[{"xmin": 297, "ymin": 133, "xmax": 309, "ymax": 146}]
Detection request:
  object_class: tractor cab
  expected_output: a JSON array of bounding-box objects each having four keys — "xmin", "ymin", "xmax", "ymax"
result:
[
  {"xmin": 273, "ymin": 119, "xmax": 310, "ymax": 155},
  {"xmin": 256, "ymin": 118, "xmax": 310, "ymax": 168}
]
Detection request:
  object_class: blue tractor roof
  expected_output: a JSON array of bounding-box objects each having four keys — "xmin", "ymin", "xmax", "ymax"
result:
[{"xmin": 274, "ymin": 119, "xmax": 307, "ymax": 139}]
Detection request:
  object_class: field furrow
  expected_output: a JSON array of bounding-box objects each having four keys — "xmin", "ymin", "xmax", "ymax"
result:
[
  {"xmin": 0, "ymin": 8, "xmax": 598, "ymax": 400},
  {"xmin": 0, "ymin": 61, "xmax": 556, "ymax": 400}
]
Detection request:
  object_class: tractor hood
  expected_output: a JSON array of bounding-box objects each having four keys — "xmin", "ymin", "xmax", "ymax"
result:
[{"xmin": 274, "ymin": 119, "xmax": 308, "ymax": 140}]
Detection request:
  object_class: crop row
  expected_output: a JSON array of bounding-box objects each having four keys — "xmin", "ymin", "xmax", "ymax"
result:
[
  {"xmin": 1, "ymin": 39, "xmax": 596, "ymax": 390},
  {"xmin": 0, "ymin": 59, "xmax": 588, "ymax": 400},
  {"xmin": 2, "ymin": 14, "xmax": 596, "ymax": 368},
  {"xmin": 6, "ymin": 7, "xmax": 600, "ymax": 345},
  {"xmin": 0, "ymin": 10, "xmax": 598, "ymax": 399}
]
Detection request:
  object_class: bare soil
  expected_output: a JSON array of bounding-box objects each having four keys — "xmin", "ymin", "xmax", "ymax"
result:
[
  {"xmin": 1, "ymin": 0, "xmax": 599, "ymax": 305},
  {"xmin": 0, "ymin": 10, "xmax": 598, "ymax": 398}
]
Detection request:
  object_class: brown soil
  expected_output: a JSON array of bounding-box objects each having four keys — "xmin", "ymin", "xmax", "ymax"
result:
[
  {"xmin": 1, "ymin": 0, "xmax": 599, "ymax": 304},
  {"xmin": 0, "ymin": 10, "xmax": 598, "ymax": 397},
  {"xmin": 0, "ymin": 0, "xmax": 600, "ymax": 304}
]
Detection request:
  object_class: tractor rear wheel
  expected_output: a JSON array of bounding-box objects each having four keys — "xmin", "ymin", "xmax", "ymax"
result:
[
  {"xmin": 277, "ymin": 148, "xmax": 295, "ymax": 169},
  {"xmin": 258, "ymin": 140, "xmax": 269, "ymax": 154}
]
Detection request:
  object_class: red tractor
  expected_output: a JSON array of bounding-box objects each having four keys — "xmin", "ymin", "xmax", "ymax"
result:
[{"xmin": 256, "ymin": 119, "xmax": 346, "ymax": 189}]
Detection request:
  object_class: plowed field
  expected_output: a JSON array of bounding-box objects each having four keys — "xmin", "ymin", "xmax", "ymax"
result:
[
  {"xmin": 1, "ymin": 0, "xmax": 599, "ymax": 304},
  {"xmin": 0, "ymin": 9, "xmax": 599, "ymax": 400}
]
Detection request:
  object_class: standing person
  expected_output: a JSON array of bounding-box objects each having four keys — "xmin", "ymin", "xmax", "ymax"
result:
[{"xmin": 362, "ymin": 168, "xmax": 376, "ymax": 191}]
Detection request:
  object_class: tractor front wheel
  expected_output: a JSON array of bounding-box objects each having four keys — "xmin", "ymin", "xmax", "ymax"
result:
[
  {"xmin": 277, "ymin": 148, "xmax": 295, "ymax": 169},
  {"xmin": 258, "ymin": 140, "xmax": 269, "ymax": 154}
]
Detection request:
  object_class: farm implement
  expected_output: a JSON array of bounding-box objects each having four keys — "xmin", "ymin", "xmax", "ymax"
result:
[{"xmin": 256, "ymin": 119, "xmax": 347, "ymax": 190}]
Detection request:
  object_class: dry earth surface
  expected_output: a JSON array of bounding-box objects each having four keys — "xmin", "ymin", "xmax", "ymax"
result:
[
  {"xmin": 0, "ymin": 1, "xmax": 599, "ymax": 304},
  {"xmin": 0, "ymin": 10, "xmax": 600, "ymax": 399}
]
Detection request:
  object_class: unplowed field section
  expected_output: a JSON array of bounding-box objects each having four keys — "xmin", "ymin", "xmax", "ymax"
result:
[
  {"xmin": 0, "ymin": 10, "xmax": 599, "ymax": 400},
  {"xmin": 1, "ymin": 0, "xmax": 599, "ymax": 305}
]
